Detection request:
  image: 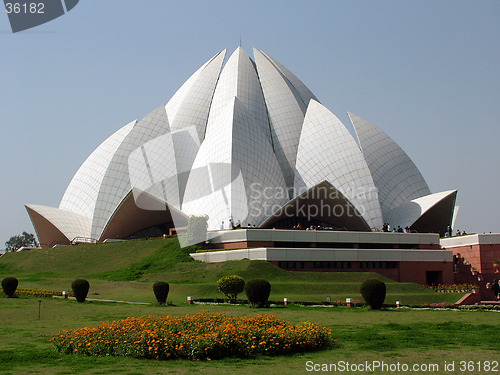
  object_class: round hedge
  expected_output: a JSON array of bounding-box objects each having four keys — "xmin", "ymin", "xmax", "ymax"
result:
[
  {"xmin": 360, "ymin": 279, "xmax": 386, "ymax": 310},
  {"xmin": 217, "ymin": 275, "xmax": 245, "ymax": 302},
  {"xmin": 153, "ymin": 281, "xmax": 170, "ymax": 305},
  {"xmin": 245, "ymin": 279, "xmax": 271, "ymax": 307},
  {"xmin": 2, "ymin": 277, "xmax": 18, "ymax": 297},
  {"xmin": 71, "ymin": 279, "xmax": 90, "ymax": 303}
]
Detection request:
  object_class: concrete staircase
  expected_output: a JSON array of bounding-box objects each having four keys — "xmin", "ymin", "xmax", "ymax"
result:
[{"xmin": 454, "ymin": 257, "xmax": 499, "ymax": 304}]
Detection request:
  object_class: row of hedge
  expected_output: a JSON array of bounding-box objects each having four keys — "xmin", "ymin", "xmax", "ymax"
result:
[
  {"xmin": 4, "ymin": 276, "xmax": 499, "ymax": 310},
  {"xmin": 216, "ymin": 275, "xmax": 271, "ymax": 307},
  {"xmin": 215, "ymin": 275, "xmax": 387, "ymax": 309},
  {"xmin": 3, "ymin": 275, "xmax": 387, "ymax": 309}
]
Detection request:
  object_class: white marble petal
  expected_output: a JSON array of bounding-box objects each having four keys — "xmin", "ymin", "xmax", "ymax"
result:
[
  {"xmin": 295, "ymin": 100, "xmax": 383, "ymax": 229},
  {"xmin": 349, "ymin": 112, "xmax": 431, "ymax": 219},
  {"xmin": 59, "ymin": 120, "xmax": 135, "ymax": 218}
]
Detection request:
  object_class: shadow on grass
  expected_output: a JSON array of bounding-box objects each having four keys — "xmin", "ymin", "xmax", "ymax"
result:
[
  {"xmin": 336, "ymin": 322, "xmax": 500, "ymax": 352},
  {"xmin": 0, "ymin": 347, "xmax": 60, "ymax": 368}
]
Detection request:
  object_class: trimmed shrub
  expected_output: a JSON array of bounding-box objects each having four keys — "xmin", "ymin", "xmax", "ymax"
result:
[
  {"xmin": 2, "ymin": 277, "xmax": 18, "ymax": 297},
  {"xmin": 153, "ymin": 281, "xmax": 170, "ymax": 305},
  {"xmin": 360, "ymin": 279, "xmax": 386, "ymax": 310},
  {"xmin": 245, "ymin": 279, "xmax": 271, "ymax": 307},
  {"xmin": 217, "ymin": 275, "xmax": 245, "ymax": 302},
  {"xmin": 71, "ymin": 279, "xmax": 90, "ymax": 303}
]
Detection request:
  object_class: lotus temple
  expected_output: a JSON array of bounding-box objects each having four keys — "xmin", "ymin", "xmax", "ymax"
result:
[{"xmin": 26, "ymin": 47, "xmax": 462, "ymax": 285}]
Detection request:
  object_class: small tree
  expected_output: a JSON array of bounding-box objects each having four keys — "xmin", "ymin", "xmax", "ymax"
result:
[
  {"xmin": 5, "ymin": 232, "xmax": 38, "ymax": 251},
  {"xmin": 360, "ymin": 279, "xmax": 386, "ymax": 310},
  {"xmin": 153, "ymin": 281, "xmax": 170, "ymax": 305},
  {"xmin": 245, "ymin": 279, "xmax": 271, "ymax": 308},
  {"xmin": 71, "ymin": 279, "xmax": 90, "ymax": 303},
  {"xmin": 186, "ymin": 216, "xmax": 208, "ymax": 245},
  {"xmin": 217, "ymin": 275, "xmax": 245, "ymax": 302},
  {"xmin": 2, "ymin": 277, "xmax": 18, "ymax": 297}
]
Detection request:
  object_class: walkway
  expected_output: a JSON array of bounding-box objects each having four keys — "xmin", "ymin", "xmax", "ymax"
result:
[{"xmin": 53, "ymin": 295, "xmax": 152, "ymax": 305}]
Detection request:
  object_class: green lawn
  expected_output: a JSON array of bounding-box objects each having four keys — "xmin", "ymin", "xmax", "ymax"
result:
[
  {"xmin": 0, "ymin": 296, "xmax": 498, "ymax": 374},
  {"xmin": 1, "ymin": 237, "xmax": 497, "ymax": 374}
]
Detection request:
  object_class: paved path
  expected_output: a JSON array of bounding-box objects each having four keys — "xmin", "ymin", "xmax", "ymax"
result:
[{"xmin": 53, "ymin": 295, "xmax": 152, "ymax": 305}]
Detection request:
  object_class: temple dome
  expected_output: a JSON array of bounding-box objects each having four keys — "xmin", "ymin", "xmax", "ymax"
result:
[{"xmin": 26, "ymin": 47, "xmax": 456, "ymax": 246}]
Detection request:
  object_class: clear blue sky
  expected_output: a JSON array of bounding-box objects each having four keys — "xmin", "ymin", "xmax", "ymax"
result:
[{"xmin": 1, "ymin": 0, "xmax": 499, "ymax": 247}]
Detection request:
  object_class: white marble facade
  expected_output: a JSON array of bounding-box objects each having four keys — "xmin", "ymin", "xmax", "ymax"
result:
[{"xmin": 26, "ymin": 47, "xmax": 456, "ymax": 245}]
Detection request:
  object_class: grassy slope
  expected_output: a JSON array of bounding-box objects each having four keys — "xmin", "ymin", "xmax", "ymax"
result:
[{"xmin": 0, "ymin": 237, "xmax": 463, "ymax": 305}]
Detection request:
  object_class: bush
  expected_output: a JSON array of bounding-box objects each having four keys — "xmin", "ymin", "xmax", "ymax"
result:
[
  {"xmin": 153, "ymin": 281, "xmax": 170, "ymax": 305},
  {"xmin": 71, "ymin": 279, "xmax": 90, "ymax": 303},
  {"xmin": 217, "ymin": 275, "xmax": 245, "ymax": 302},
  {"xmin": 360, "ymin": 279, "xmax": 386, "ymax": 310},
  {"xmin": 245, "ymin": 279, "xmax": 271, "ymax": 307},
  {"xmin": 2, "ymin": 277, "xmax": 18, "ymax": 297}
]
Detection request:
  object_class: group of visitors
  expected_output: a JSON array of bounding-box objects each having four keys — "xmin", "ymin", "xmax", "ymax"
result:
[
  {"xmin": 218, "ymin": 220, "xmax": 473, "ymax": 237},
  {"xmin": 444, "ymin": 226, "xmax": 467, "ymax": 237},
  {"xmin": 292, "ymin": 223, "xmax": 338, "ymax": 231},
  {"xmin": 219, "ymin": 220, "xmax": 345, "ymax": 232},
  {"xmin": 382, "ymin": 223, "xmax": 410, "ymax": 233},
  {"xmin": 304, "ymin": 225, "xmax": 335, "ymax": 231},
  {"xmin": 220, "ymin": 219, "xmax": 257, "ymax": 230}
]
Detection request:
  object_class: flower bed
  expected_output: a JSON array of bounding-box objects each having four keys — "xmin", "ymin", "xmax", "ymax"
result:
[
  {"xmin": 0, "ymin": 287, "xmax": 73, "ymax": 298},
  {"xmin": 426, "ymin": 284, "xmax": 478, "ymax": 293},
  {"xmin": 402, "ymin": 303, "xmax": 500, "ymax": 311},
  {"xmin": 422, "ymin": 302, "xmax": 455, "ymax": 308},
  {"xmin": 51, "ymin": 312, "xmax": 333, "ymax": 360},
  {"xmin": 456, "ymin": 305, "xmax": 500, "ymax": 311}
]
